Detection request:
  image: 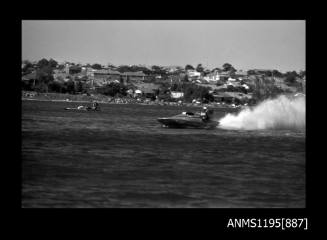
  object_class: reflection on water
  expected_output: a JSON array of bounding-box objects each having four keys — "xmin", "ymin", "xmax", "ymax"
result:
[{"xmin": 22, "ymin": 101, "xmax": 305, "ymax": 208}]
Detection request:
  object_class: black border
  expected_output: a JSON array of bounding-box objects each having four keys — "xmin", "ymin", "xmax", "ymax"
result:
[{"xmin": 14, "ymin": 6, "xmax": 318, "ymax": 233}]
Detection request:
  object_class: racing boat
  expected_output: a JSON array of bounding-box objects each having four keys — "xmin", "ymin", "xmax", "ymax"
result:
[{"xmin": 157, "ymin": 110, "xmax": 218, "ymax": 129}]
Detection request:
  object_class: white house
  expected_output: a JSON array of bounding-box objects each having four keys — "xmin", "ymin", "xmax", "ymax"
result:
[
  {"xmin": 242, "ymin": 84, "xmax": 250, "ymax": 90},
  {"xmin": 187, "ymin": 70, "xmax": 201, "ymax": 77},
  {"xmin": 134, "ymin": 89, "xmax": 142, "ymax": 97},
  {"xmin": 171, "ymin": 91, "xmax": 184, "ymax": 99},
  {"xmin": 203, "ymin": 72, "xmax": 220, "ymax": 82}
]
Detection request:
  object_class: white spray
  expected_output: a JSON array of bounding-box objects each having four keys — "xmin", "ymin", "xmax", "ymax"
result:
[{"xmin": 218, "ymin": 95, "xmax": 305, "ymax": 130}]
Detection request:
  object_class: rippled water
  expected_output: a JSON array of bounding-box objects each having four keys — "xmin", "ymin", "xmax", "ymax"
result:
[{"xmin": 22, "ymin": 100, "xmax": 305, "ymax": 208}]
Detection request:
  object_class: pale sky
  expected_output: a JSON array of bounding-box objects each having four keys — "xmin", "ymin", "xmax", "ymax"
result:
[{"xmin": 22, "ymin": 20, "xmax": 305, "ymax": 72}]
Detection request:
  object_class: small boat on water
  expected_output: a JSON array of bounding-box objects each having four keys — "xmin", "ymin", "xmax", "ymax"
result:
[
  {"xmin": 64, "ymin": 105, "xmax": 100, "ymax": 111},
  {"xmin": 65, "ymin": 101, "xmax": 100, "ymax": 111},
  {"xmin": 157, "ymin": 109, "xmax": 219, "ymax": 129}
]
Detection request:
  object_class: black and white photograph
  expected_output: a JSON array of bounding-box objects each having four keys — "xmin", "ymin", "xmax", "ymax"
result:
[{"xmin": 21, "ymin": 20, "xmax": 305, "ymax": 208}]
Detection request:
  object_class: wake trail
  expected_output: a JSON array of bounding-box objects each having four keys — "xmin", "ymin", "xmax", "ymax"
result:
[{"xmin": 218, "ymin": 95, "xmax": 305, "ymax": 130}]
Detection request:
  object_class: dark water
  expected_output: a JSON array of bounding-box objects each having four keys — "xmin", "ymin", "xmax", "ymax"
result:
[{"xmin": 22, "ymin": 100, "xmax": 305, "ymax": 208}]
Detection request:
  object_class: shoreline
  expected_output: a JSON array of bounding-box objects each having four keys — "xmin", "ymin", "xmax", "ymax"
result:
[
  {"xmin": 21, "ymin": 91, "xmax": 246, "ymax": 109},
  {"xmin": 22, "ymin": 97, "xmax": 243, "ymax": 109}
]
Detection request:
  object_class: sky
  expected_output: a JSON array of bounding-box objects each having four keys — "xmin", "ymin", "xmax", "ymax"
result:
[{"xmin": 22, "ymin": 20, "xmax": 305, "ymax": 72}]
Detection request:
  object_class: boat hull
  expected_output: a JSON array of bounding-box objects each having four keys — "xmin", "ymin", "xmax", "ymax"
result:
[
  {"xmin": 64, "ymin": 107, "xmax": 100, "ymax": 112},
  {"xmin": 157, "ymin": 117, "xmax": 218, "ymax": 129}
]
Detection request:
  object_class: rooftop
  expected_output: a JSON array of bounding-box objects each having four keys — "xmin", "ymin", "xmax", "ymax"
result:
[
  {"xmin": 94, "ymin": 69, "xmax": 121, "ymax": 75},
  {"xmin": 122, "ymin": 71, "xmax": 146, "ymax": 77},
  {"xmin": 234, "ymin": 70, "xmax": 248, "ymax": 76}
]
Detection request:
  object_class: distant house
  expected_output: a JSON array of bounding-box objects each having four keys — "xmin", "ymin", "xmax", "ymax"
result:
[
  {"xmin": 203, "ymin": 71, "xmax": 220, "ymax": 82},
  {"xmin": 80, "ymin": 67, "xmax": 87, "ymax": 75},
  {"xmin": 86, "ymin": 68, "xmax": 96, "ymax": 77},
  {"xmin": 168, "ymin": 73, "xmax": 186, "ymax": 83},
  {"xmin": 187, "ymin": 70, "xmax": 201, "ymax": 78},
  {"xmin": 218, "ymin": 71, "xmax": 231, "ymax": 81},
  {"xmin": 233, "ymin": 70, "xmax": 248, "ymax": 80},
  {"xmin": 22, "ymin": 71, "xmax": 37, "ymax": 82},
  {"xmin": 53, "ymin": 69, "xmax": 70, "ymax": 82},
  {"xmin": 94, "ymin": 69, "xmax": 121, "ymax": 78},
  {"xmin": 93, "ymin": 69, "xmax": 121, "ymax": 86},
  {"xmin": 22, "ymin": 71, "xmax": 37, "ymax": 88},
  {"xmin": 213, "ymin": 92, "xmax": 234, "ymax": 103},
  {"xmin": 213, "ymin": 92, "xmax": 252, "ymax": 104},
  {"xmin": 227, "ymin": 77, "xmax": 238, "ymax": 86},
  {"xmin": 170, "ymin": 91, "xmax": 184, "ymax": 99},
  {"xmin": 121, "ymin": 71, "xmax": 146, "ymax": 82}
]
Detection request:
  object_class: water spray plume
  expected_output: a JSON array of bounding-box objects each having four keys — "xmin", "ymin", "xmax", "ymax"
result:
[{"xmin": 218, "ymin": 95, "xmax": 305, "ymax": 130}]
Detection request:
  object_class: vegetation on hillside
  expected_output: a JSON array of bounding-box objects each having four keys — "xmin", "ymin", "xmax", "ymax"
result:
[{"xmin": 22, "ymin": 58, "xmax": 305, "ymax": 103}]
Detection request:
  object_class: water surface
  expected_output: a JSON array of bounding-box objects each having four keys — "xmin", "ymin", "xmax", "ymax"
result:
[{"xmin": 22, "ymin": 101, "xmax": 305, "ymax": 208}]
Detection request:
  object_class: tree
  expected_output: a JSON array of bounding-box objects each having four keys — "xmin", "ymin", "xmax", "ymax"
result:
[
  {"xmin": 284, "ymin": 71, "xmax": 298, "ymax": 85},
  {"xmin": 120, "ymin": 75, "xmax": 125, "ymax": 84},
  {"xmin": 216, "ymin": 80, "xmax": 225, "ymax": 86},
  {"xmin": 48, "ymin": 81, "xmax": 65, "ymax": 93},
  {"xmin": 185, "ymin": 64, "xmax": 194, "ymax": 71},
  {"xmin": 151, "ymin": 65, "xmax": 166, "ymax": 75},
  {"xmin": 222, "ymin": 63, "xmax": 236, "ymax": 73},
  {"xmin": 37, "ymin": 58, "xmax": 49, "ymax": 68},
  {"xmin": 117, "ymin": 65, "xmax": 133, "ymax": 73},
  {"xmin": 34, "ymin": 82, "xmax": 48, "ymax": 93},
  {"xmin": 130, "ymin": 65, "xmax": 152, "ymax": 75},
  {"xmin": 212, "ymin": 67, "xmax": 221, "ymax": 72},
  {"xmin": 196, "ymin": 64, "xmax": 204, "ymax": 73},
  {"xmin": 22, "ymin": 59, "xmax": 31, "ymax": 65},
  {"xmin": 96, "ymin": 82, "xmax": 127, "ymax": 97},
  {"xmin": 31, "ymin": 58, "xmax": 60, "ymax": 93},
  {"xmin": 252, "ymin": 76, "xmax": 283, "ymax": 101},
  {"xmin": 22, "ymin": 60, "xmax": 34, "ymax": 75},
  {"xmin": 182, "ymin": 74, "xmax": 189, "ymax": 82},
  {"xmin": 35, "ymin": 67, "xmax": 53, "ymax": 93},
  {"xmin": 181, "ymin": 83, "xmax": 212, "ymax": 102},
  {"xmin": 107, "ymin": 63, "xmax": 116, "ymax": 68},
  {"xmin": 65, "ymin": 80, "xmax": 76, "ymax": 94},
  {"xmin": 247, "ymin": 70, "xmax": 256, "ymax": 75},
  {"xmin": 291, "ymin": 71, "xmax": 299, "ymax": 77},
  {"xmin": 91, "ymin": 63, "xmax": 102, "ymax": 70},
  {"xmin": 171, "ymin": 83, "xmax": 183, "ymax": 91},
  {"xmin": 76, "ymin": 81, "xmax": 84, "ymax": 93},
  {"xmin": 48, "ymin": 58, "xmax": 58, "ymax": 68},
  {"xmin": 57, "ymin": 64, "xmax": 65, "ymax": 70},
  {"xmin": 272, "ymin": 70, "xmax": 283, "ymax": 78}
]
